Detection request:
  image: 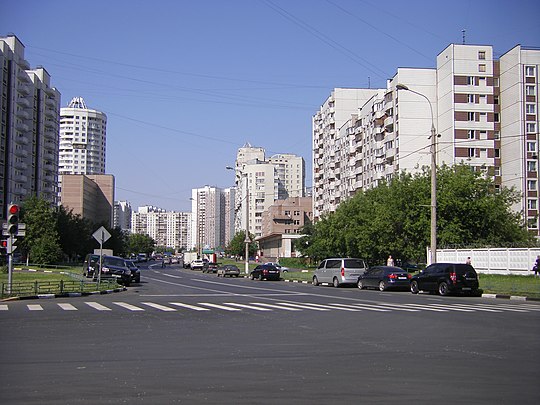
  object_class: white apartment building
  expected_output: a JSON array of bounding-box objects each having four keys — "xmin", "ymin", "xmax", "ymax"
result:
[
  {"xmin": 191, "ymin": 186, "xmax": 227, "ymax": 251},
  {"xmin": 313, "ymin": 42, "xmax": 540, "ymax": 234},
  {"xmin": 59, "ymin": 97, "xmax": 106, "ymax": 175},
  {"xmin": 113, "ymin": 200, "xmax": 132, "ymax": 231},
  {"xmin": 131, "ymin": 205, "xmax": 192, "ymax": 251},
  {"xmin": 0, "ymin": 34, "xmax": 61, "ymax": 219},
  {"xmin": 232, "ymin": 144, "xmax": 305, "ymax": 238}
]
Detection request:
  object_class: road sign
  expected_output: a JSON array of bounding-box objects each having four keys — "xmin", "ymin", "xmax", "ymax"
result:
[{"xmin": 92, "ymin": 226, "xmax": 111, "ymax": 244}]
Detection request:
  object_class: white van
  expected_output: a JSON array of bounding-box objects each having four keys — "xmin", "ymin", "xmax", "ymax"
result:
[{"xmin": 313, "ymin": 258, "xmax": 368, "ymax": 287}]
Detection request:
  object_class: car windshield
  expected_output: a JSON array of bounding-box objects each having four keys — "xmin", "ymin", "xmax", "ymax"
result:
[
  {"xmin": 344, "ymin": 259, "xmax": 366, "ymax": 268},
  {"xmin": 126, "ymin": 261, "xmax": 137, "ymax": 269},
  {"xmin": 103, "ymin": 257, "xmax": 126, "ymax": 267}
]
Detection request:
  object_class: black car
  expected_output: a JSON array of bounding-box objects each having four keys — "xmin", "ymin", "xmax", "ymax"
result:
[
  {"xmin": 217, "ymin": 264, "xmax": 240, "ymax": 277},
  {"xmin": 203, "ymin": 262, "xmax": 220, "ymax": 273},
  {"xmin": 358, "ymin": 266, "xmax": 411, "ymax": 291},
  {"xmin": 93, "ymin": 255, "xmax": 132, "ymax": 286},
  {"xmin": 125, "ymin": 259, "xmax": 141, "ymax": 283},
  {"xmin": 83, "ymin": 253, "xmax": 100, "ymax": 278},
  {"xmin": 410, "ymin": 263, "xmax": 480, "ymax": 296},
  {"xmin": 249, "ymin": 264, "xmax": 280, "ymax": 281}
]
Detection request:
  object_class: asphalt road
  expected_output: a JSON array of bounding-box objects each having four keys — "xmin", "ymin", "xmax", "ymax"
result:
[{"xmin": 1, "ymin": 263, "xmax": 539, "ymax": 404}]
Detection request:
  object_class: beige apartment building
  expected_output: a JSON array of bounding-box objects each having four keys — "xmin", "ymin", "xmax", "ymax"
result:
[
  {"xmin": 313, "ymin": 43, "xmax": 540, "ymax": 234},
  {"xmin": 0, "ymin": 34, "xmax": 61, "ymax": 219},
  {"xmin": 60, "ymin": 174, "xmax": 115, "ymax": 226}
]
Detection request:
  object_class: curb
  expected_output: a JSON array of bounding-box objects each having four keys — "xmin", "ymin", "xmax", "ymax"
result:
[{"xmin": 1, "ymin": 287, "xmax": 127, "ymax": 301}]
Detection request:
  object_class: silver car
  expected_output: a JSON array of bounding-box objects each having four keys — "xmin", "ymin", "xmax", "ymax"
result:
[{"xmin": 312, "ymin": 258, "xmax": 367, "ymax": 287}]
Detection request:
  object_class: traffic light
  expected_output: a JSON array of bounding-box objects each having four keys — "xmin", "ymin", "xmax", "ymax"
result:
[
  {"xmin": 7, "ymin": 203, "xmax": 19, "ymax": 235},
  {"xmin": 0, "ymin": 239, "xmax": 7, "ymax": 256}
]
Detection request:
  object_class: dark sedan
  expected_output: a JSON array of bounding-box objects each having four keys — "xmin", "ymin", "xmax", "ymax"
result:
[
  {"xmin": 203, "ymin": 262, "xmax": 220, "ymax": 273},
  {"xmin": 249, "ymin": 264, "xmax": 280, "ymax": 281},
  {"xmin": 93, "ymin": 255, "xmax": 132, "ymax": 286},
  {"xmin": 217, "ymin": 264, "xmax": 240, "ymax": 277},
  {"xmin": 357, "ymin": 266, "xmax": 411, "ymax": 291}
]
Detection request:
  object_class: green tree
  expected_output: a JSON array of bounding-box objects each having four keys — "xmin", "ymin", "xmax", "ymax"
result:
[
  {"xmin": 56, "ymin": 206, "xmax": 94, "ymax": 262},
  {"xmin": 127, "ymin": 233, "xmax": 155, "ymax": 256},
  {"xmin": 20, "ymin": 196, "xmax": 63, "ymax": 264},
  {"xmin": 225, "ymin": 231, "xmax": 257, "ymax": 258}
]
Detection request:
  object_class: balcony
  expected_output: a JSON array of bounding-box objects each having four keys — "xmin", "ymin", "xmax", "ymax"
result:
[
  {"xmin": 14, "ymin": 148, "xmax": 29, "ymax": 158},
  {"xmin": 14, "ymin": 135, "xmax": 29, "ymax": 145},
  {"xmin": 18, "ymin": 84, "xmax": 30, "ymax": 96},
  {"xmin": 16, "ymin": 122, "xmax": 29, "ymax": 132},
  {"xmin": 15, "ymin": 109, "xmax": 30, "ymax": 119},
  {"xmin": 16, "ymin": 97, "xmax": 30, "ymax": 108},
  {"xmin": 14, "ymin": 174, "xmax": 28, "ymax": 183},
  {"xmin": 14, "ymin": 161, "xmax": 28, "ymax": 170}
]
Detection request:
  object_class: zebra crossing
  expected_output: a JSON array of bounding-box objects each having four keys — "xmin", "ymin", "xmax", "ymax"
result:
[{"xmin": 1, "ymin": 300, "xmax": 539, "ymax": 314}]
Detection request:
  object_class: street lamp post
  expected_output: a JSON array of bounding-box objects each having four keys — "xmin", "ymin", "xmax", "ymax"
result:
[
  {"xmin": 226, "ymin": 166, "xmax": 250, "ymax": 275},
  {"xmin": 396, "ymin": 84, "xmax": 438, "ymax": 264}
]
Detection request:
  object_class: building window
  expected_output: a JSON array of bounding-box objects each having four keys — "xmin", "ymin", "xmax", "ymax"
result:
[
  {"xmin": 528, "ymin": 218, "xmax": 538, "ymax": 229},
  {"xmin": 527, "ymin": 142, "xmax": 537, "ymax": 152},
  {"xmin": 494, "ymin": 131, "xmax": 500, "ymax": 140},
  {"xmin": 494, "ymin": 166, "xmax": 501, "ymax": 176},
  {"xmin": 478, "ymin": 51, "xmax": 486, "ymax": 60},
  {"xmin": 493, "ymin": 113, "xmax": 499, "ymax": 122},
  {"xmin": 525, "ymin": 66, "xmax": 536, "ymax": 76},
  {"xmin": 527, "ymin": 104, "xmax": 536, "ymax": 114},
  {"xmin": 468, "ymin": 130, "xmax": 475, "ymax": 139},
  {"xmin": 528, "ymin": 180, "xmax": 537, "ymax": 191},
  {"xmin": 528, "ymin": 199, "xmax": 537, "ymax": 210},
  {"xmin": 468, "ymin": 148, "xmax": 475, "ymax": 158},
  {"xmin": 467, "ymin": 76, "xmax": 475, "ymax": 85},
  {"xmin": 468, "ymin": 94, "xmax": 475, "ymax": 103},
  {"xmin": 494, "ymin": 149, "xmax": 500, "ymax": 158},
  {"xmin": 478, "ymin": 64, "xmax": 486, "ymax": 72},
  {"xmin": 468, "ymin": 112, "xmax": 475, "ymax": 121},
  {"xmin": 526, "ymin": 85, "xmax": 536, "ymax": 96},
  {"xmin": 528, "ymin": 161, "xmax": 537, "ymax": 172},
  {"xmin": 527, "ymin": 123, "xmax": 537, "ymax": 133}
]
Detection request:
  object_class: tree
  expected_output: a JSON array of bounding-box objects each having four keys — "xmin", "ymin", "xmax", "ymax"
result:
[
  {"xmin": 127, "ymin": 233, "xmax": 155, "ymax": 256},
  {"xmin": 56, "ymin": 206, "xmax": 94, "ymax": 262},
  {"xmin": 304, "ymin": 164, "xmax": 532, "ymax": 266},
  {"xmin": 20, "ymin": 196, "xmax": 63, "ymax": 264},
  {"xmin": 225, "ymin": 231, "xmax": 257, "ymax": 258}
]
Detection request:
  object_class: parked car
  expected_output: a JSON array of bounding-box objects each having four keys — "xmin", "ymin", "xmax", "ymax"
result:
[
  {"xmin": 94, "ymin": 255, "xmax": 132, "ymax": 286},
  {"xmin": 217, "ymin": 264, "xmax": 240, "ymax": 278},
  {"xmin": 190, "ymin": 259, "xmax": 205, "ymax": 271},
  {"xmin": 263, "ymin": 262, "xmax": 289, "ymax": 272},
  {"xmin": 82, "ymin": 253, "xmax": 100, "ymax": 278},
  {"xmin": 125, "ymin": 259, "xmax": 141, "ymax": 283},
  {"xmin": 410, "ymin": 263, "xmax": 480, "ymax": 296},
  {"xmin": 357, "ymin": 266, "xmax": 411, "ymax": 291},
  {"xmin": 203, "ymin": 262, "xmax": 220, "ymax": 273},
  {"xmin": 312, "ymin": 258, "xmax": 368, "ymax": 287},
  {"xmin": 249, "ymin": 264, "xmax": 280, "ymax": 281}
]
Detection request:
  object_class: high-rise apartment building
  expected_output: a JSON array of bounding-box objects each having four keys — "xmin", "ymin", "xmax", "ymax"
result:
[
  {"xmin": 131, "ymin": 206, "xmax": 192, "ymax": 251},
  {"xmin": 113, "ymin": 200, "xmax": 132, "ymax": 231},
  {"xmin": 232, "ymin": 144, "xmax": 305, "ymax": 238},
  {"xmin": 312, "ymin": 43, "xmax": 540, "ymax": 234},
  {"xmin": 59, "ymin": 97, "xmax": 107, "ymax": 176},
  {"xmin": 0, "ymin": 34, "xmax": 61, "ymax": 218}
]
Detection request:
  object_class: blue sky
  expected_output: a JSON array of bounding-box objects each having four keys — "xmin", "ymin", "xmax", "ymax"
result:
[{"xmin": 3, "ymin": 0, "xmax": 539, "ymax": 211}]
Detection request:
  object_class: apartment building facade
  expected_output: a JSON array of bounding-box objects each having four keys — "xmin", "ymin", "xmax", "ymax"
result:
[
  {"xmin": 0, "ymin": 34, "xmax": 61, "ymax": 219},
  {"xmin": 113, "ymin": 200, "xmax": 132, "ymax": 231},
  {"xmin": 191, "ymin": 186, "xmax": 227, "ymax": 252},
  {"xmin": 232, "ymin": 144, "xmax": 305, "ymax": 239},
  {"xmin": 131, "ymin": 205, "xmax": 192, "ymax": 251},
  {"xmin": 313, "ymin": 43, "xmax": 540, "ymax": 234}
]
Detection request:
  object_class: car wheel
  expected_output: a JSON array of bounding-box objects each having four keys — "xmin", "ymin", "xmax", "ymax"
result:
[
  {"xmin": 410, "ymin": 280, "xmax": 419, "ymax": 294},
  {"xmin": 312, "ymin": 276, "xmax": 319, "ymax": 286},
  {"xmin": 357, "ymin": 279, "xmax": 365, "ymax": 289},
  {"xmin": 333, "ymin": 277, "xmax": 340, "ymax": 288},
  {"xmin": 438, "ymin": 282, "xmax": 450, "ymax": 296},
  {"xmin": 249, "ymin": 273, "xmax": 255, "ymax": 280},
  {"xmin": 379, "ymin": 281, "xmax": 386, "ymax": 292},
  {"xmin": 258, "ymin": 274, "xmax": 264, "ymax": 281}
]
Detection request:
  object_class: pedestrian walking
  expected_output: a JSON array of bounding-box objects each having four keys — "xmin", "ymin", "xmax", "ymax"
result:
[
  {"xmin": 387, "ymin": 255, "xmax": 394, "ymax": 266},
  {"xmin": 466, "ymin": 257, "xmax": 472, "ymax": 265},
  {"xmin": 533, "ymin": 255, "xmax": 540, "ymax": 277}
]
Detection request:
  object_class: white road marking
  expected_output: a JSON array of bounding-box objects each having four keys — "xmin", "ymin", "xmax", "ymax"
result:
[
  {"xmin": 169, "ymin": 302, "xmax": 210, "ymax": 311},
  {"xmin": 58, "ymin": 303, "xmax": 78, "ymax": 311},
  {"xmin": 224, "ymin": 302, "xmax": 272, "ymax": 311},
  {"xmin": 27, "ymin": 304, "xmax": 43, "ymax": 311},
  {"xmin": 198, "ymin": 302, "xmax": 242, "ymax": 311},
  {"xmin": 85, "ymin": 302, "xmax": 112, "ymax": 311},
  {"xmin": 113, "ymin": 302, "xmax": 145, "ymax": 311},
  {"xmin": 249, "ymin": 302, "xmax": 302, "ymax": 311},
  {"xmin": 141, "ymin": 302, "xmax": 176, "ymax": 311}
]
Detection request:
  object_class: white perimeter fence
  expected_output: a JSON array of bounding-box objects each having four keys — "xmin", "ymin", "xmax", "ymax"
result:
[{"xmin": 434, "ymin": 248, "xmax": 540, "ymax": 275}]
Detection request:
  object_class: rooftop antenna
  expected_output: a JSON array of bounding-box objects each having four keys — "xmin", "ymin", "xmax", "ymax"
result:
[{"xmin": 462, "ymin": 29, "xmax": 466, "ymax": 45}]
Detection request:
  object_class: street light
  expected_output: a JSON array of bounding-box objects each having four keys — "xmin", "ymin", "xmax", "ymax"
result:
[
  {"xmin": 226, "ymin": 166, "xmax": 250, "ymax": 275},
  {"xmin": 396, "ymin": 83, "xmax": 438, "ymax": 264}
]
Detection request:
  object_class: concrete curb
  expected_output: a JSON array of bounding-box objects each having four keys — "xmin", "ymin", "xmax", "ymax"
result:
[{"xmin": 1, "ymin": 287, "xmax": 127, "ymax": 301}]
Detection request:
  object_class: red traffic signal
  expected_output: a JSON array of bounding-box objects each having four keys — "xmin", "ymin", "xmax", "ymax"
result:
[
  {"xmin": 1, "ymin": 240, "xmax": 7, "ymax": 248},
  {"xmin": 7, "ymin": 203, "xmax": 19, "ymax": 234}
]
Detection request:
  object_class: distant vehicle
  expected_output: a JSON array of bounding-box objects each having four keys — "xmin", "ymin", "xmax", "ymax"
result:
[
  {"xmin": 312, "ymin": 258, "xmax": 367, "ymax": 287},
  {"xmin": 94, "ymin": 255, "xmax": 132, "ymax": 286},
  {"xmin": 263, "ymin": 262, "xmax": 289, "ymax": 272},
  {"xmin": 125, "ymin": 259, "xmax": 141, "ymax": 283},
  {"xmin": 410, "ymin": 263, "xmax": 480, "ymax": 296},
  {"xmin": 190, "ymin": 259, "xmax": 205, "ymax": 271},
  {"xmin": 137, "ymin": 253, "xmax": 148, "ymax": 262},
  {"xmin": 249, "ymin": 264, "xmax": 280, "ymax": 281},
  {"xmin": 357, "ymin": 266, "xmax": 411, "ymax": 291},
  {"xmin": 217, "ymin": 264, "xmax": 240, "ymax": 278},
  {"xmin": 183, "ymin": 252, "xmax": 199, "ymax": 268},
  {"xmin": 203, "ymin": 263, "xmax": 219, "ymax": 273}
]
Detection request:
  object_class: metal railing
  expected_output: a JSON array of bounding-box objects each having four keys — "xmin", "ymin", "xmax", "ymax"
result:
[{"xmin": 0, "ymin": 279, "xmax": 120, "ymax": 299}]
